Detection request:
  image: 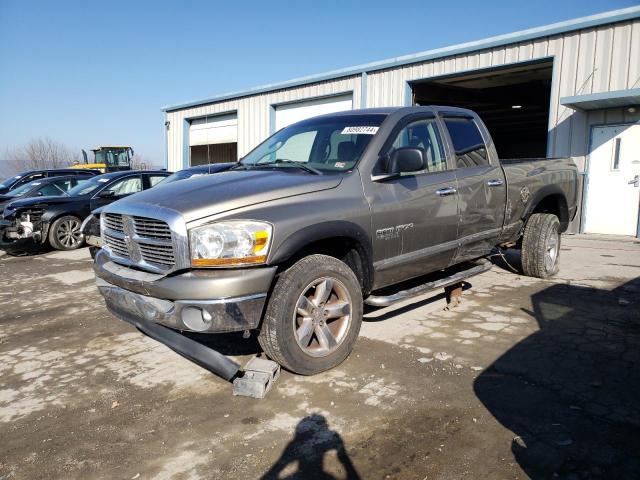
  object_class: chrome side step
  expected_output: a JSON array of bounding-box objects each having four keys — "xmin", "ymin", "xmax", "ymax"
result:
[{"xmin": 364, "ymin": 259, "xmax": 492, "ymax": 308}]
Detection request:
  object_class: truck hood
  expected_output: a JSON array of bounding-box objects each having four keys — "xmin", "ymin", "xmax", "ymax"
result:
[{"xmin": 110, "ymin": 169, "xmax": 343, "ymax": 223}]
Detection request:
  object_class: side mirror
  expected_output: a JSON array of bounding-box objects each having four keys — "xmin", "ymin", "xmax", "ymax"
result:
[
  {"xmin": 98, "ymin": 190, "xmax": 116, "ymax": 198},
  {"xmin": 36, "ymin": 191, "xmax": 44, "ymax": 196},
  {"xmin": 387, "ymin": 147, "xmax": 425, "ymax": 174}
]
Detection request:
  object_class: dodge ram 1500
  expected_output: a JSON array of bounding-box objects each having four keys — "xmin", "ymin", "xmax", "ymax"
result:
[{"xmin": 92, "ymin": 106, "xmax": 578, "ymax": 376}]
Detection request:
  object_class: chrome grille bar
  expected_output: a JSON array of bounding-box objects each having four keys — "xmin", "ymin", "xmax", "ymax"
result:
[{"xmin": 101, "ymin": 213, "xmax": 176, "ymax": 272}]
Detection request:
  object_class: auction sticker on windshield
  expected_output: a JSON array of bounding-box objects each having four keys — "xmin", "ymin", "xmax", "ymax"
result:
[{"xmin": 341, "ymin": 126, "xmax": 379, "ymax": 135}]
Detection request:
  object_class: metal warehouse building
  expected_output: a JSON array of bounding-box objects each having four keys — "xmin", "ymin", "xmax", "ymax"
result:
[{"xmin": 163, "ymin": 6, "xmax": 640, "ymax": 236}]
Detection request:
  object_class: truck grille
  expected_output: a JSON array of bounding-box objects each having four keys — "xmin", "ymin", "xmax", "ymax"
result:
[
  {"xmin": 102, "ymin": 213, "xmax": 175, "ymax": 272},
  {"xmin": 132, "ymin": 216, "xmax": 172, "ymax": 240},
  {"xmin": 103, "ymin": 213, "xmax": 123, "ymax": 231}
]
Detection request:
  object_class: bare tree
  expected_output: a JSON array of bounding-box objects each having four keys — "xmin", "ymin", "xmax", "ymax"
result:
[
  {"xmin": 5, "ymin": 138, "xmax": 81, "ymax": 172},
  {"xmin": 130, "ymin": 154, "xmax": 150, "ymax": 171}
]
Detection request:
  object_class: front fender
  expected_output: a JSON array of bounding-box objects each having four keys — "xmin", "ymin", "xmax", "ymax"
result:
[{"xmin": 269, "ymin": 220, "xmax": 372, "ymax": 266}]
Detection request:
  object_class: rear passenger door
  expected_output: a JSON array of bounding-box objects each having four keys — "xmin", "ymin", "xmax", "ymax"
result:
[{"xmin": 441, "ymin": 114, "xmax": 506, "ymax": 261}]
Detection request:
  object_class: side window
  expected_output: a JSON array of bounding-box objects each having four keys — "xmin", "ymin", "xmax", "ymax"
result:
[
  {"xmin": 53, "ymin": 179, "xmax": 74, "ymax": 192},
  {"xmin": 38, "ymin": 184, "xmax": 66, "ymax": 196},
  {"xmin": 147, "ymin": 175, "xmax": 167, "ymax": 187},
  {"xmin": 19, "ymin": 173, "xmax": 45, "ymax": 185},
  {"xmin": 103, "ymin": 176, "xmax": 142, "ymax": 196},
  {"xmin": 443, "ymin": 117, "xmax": 489, "ymax": 168},
  {"xmin": 270, "ymin": 131, "xmax": 317, "ymax": 163},
  {"xmin": 390, "ymin": 118, "xmax": 447, "ymax": 173}
]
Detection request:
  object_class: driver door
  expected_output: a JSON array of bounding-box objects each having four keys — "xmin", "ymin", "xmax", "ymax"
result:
[
  {"xmin": 362, "ymin": 116, "xmax": 460, "ymax": 288},
  {"xmin": 90, "ymin": 174, "xmax": 142, "ymax": 210}
]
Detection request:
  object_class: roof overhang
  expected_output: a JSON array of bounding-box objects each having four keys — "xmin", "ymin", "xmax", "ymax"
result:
[{"xmin": 560, "ymin": 88, "xmax": 640, "ymax": 111}]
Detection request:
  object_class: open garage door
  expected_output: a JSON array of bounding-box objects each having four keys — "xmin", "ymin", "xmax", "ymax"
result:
[
  {"xmin": 411, "ymin": 60, "xmax": 552, "ymax": 158},
  {"xmin": 275, "ymin": 94, "xmax": 353, "ymax": 131},
  {"xmin": 189, "ymin": 113, "xmax": 238, "ymax": 165}
]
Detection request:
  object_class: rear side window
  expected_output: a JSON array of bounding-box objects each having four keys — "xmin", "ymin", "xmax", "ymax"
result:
[
  {"xmin": 147, "ymin": 174, "xmax": 168, "ymax": 187},
  {"xmin": 443, "ymin": 117, "xmax": 489, "ymax": 168}
]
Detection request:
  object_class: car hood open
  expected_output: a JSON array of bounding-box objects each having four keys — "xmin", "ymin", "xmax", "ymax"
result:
[{"xmin": 107, "ymin": 169, "xmax": 342, "ymax": 223}]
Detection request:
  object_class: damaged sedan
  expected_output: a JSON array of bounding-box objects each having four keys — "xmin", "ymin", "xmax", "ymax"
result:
[{"xmin": 0, "ymin": 170, "xmax": 170, "ymax": 254}]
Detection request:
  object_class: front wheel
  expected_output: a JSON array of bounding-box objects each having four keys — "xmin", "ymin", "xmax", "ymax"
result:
[
  {"xmin": 521, "ymin": 213, "xmax": 561, "ymax": 278},
  {"xmin": 258, "ymin": 254, "xmax": 363, "ymax": 375},
  {"xmin": 48, "ymin": 215, "xmax": 84, "ymax": 251}
]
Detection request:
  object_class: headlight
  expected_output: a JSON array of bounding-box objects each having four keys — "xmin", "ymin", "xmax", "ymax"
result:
[{"xmin": 189, "ymin": 220, "xmax": 272, "ymax": 267}]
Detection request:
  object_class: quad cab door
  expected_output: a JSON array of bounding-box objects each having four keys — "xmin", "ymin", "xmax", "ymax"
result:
[
  {"xmin": 440, "ymin": 114, "xmax": 506, "ymax": 262},
  {"xmin": 584, "ymin": 124, "xmax": 640, "ymax": 236},
  {"xmin": 362, "ymin": 115, "xmax": 460, "ymax": 288}
]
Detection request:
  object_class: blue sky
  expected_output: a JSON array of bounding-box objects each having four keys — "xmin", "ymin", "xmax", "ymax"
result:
[{"xmin": 0, "ymin": 0, "xmax": 636, "ymax": 166}]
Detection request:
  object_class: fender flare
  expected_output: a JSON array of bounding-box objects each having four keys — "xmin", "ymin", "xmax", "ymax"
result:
[
  {"xmin": 269, "ymin": 220, "xmax": 374, "ymax": 290},
  {"xmin": 522, "ymin": 185, "xmax": 569, "ymax": 230}
]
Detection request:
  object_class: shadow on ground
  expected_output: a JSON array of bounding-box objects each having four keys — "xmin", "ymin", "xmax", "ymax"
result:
[
  {"xmin": 474, "ymin": 277, "xmax": 640, "ymax": 478},
  {"xmin": 260, "ymin": 414, "xmax": 361, "ymax": 480}
]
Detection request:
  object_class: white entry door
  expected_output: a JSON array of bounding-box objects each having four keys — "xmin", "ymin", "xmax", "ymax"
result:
[{"xmin": 584, "ymin": 124, "xmax": 640, "ymax": 236}]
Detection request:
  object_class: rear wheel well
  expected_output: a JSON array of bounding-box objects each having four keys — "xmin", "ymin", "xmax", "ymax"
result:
[
  {"xmin": 275, "ymin": 237, "xmax": 373, "ymax": 295},
  {"xmin": 529, "ymin": 194, "xmax": 569, "ymax": 232}
]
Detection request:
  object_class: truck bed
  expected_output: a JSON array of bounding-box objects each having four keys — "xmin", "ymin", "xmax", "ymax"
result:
[{"xmin": 500, "ymin": 157, "xmax": 579, "ymax": 240}]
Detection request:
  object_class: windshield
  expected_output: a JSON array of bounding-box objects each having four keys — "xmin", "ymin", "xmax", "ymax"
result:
[
  {"xmin": 5, "ymin": 180, "xmax": 41, "ymax": 197},
  {"xmin": 240, "ymin": 114, "xmax": 387, "ymax": 173},
  {"xmin": 0, "ymin": 174, "xmax": 22, "ymax": 189},
  {"xmin": 66, "ymin": 176, "xmax": 110, "ymax": 196},
  {"xmin": 95, "ymin": 149, "xmax": 131, "ymax": 167}
]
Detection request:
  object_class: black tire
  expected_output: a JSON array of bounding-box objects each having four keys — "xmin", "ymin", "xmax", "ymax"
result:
[
  {"xmin": 258, "ymin": 254, "xmax": 363, "ymax": 375},
  {"xmin": 48, "ymin": 215, "xmax": 84, "ymax": 251},
  {"xmin": 521, "ymin": 213, "xmax": 561, "ymax": 278}
]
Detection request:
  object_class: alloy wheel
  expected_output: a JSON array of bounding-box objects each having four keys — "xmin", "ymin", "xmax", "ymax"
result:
[
  {"xmin": 57, "ymin": 219, "xmax": 82, "ymax": 248},
  {"xmin": 293, "ymin": 277, "xmax": 352, "ymax": 357}
]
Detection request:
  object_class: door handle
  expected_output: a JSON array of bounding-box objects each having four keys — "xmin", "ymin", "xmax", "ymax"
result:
[
  {"xmin": 436, "ymin": 187, "xmax": 457, "ymax": 197},
  {"xmin": 487, "ymin": 179, "xmax": 504, "ymax": 187},
  {"xmin": 629, "ymin": 175, "xmax": 639, "ymax": 187}
]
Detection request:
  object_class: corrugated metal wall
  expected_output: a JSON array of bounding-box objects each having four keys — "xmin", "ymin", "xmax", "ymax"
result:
[
  {"xmin": 166, "ymin": 19, "xmax": 639, "ymax": 176},
  {"xmin": 367, "ymin": 19, "xmax": 640, "ymax": 171},
  {"xmin": 166, "ymin": 76, "xmax": 361, "ymax": 170}
]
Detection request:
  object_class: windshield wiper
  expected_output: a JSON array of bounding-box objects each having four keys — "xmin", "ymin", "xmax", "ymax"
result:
[
  {"xmin": 274, "ymin": 159, "xmax": 322, "ymax": 175},
  {"xmin": 229, "ymin": 163, "xmax": 253, "ymax": 171},
  {"xmin": 233, "ymin": 160, "xmax": 321, "ymax": 175}
]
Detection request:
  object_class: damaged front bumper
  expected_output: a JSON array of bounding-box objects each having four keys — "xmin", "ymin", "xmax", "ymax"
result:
[
  {"xmin": 0, "ymin": 217, "xmax": 46, "ymax": 253},
  {"xmin": 93, "ymin": 249, "xmax": 276, "ymax": 334}
]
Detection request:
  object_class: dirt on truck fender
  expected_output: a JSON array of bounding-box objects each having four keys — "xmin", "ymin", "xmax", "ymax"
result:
[{"xmin": 91, "ymin": 106, "xmax": 578, "ymax": 377}]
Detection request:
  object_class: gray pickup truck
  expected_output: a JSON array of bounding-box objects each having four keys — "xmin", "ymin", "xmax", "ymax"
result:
[{"xmin": 93, "ymin": 106, "xmax": 578, "ymax": 377}]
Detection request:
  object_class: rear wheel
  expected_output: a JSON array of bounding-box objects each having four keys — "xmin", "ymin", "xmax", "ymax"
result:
[
  {"xmin": 49, "ymin": 215, "xmax": 84, "ymax": 251},
  {"xmin": 258, "ymin": 254, "xmax": 363, "ymax": 375},
  {"xmin": 521, "ymin": 213, "xmax": 561, "ymax": 278}
]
